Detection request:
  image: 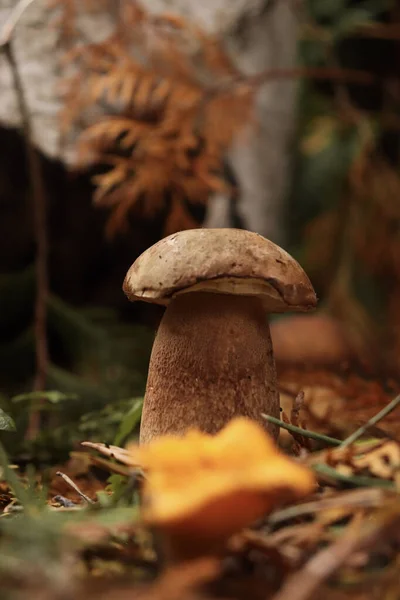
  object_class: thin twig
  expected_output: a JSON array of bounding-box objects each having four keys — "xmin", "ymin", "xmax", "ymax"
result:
[
  {"xmin": 284, "ymin": 390, "xmax": 313, "ymax": 452},
  {"xmin": 291, "ymin": 390, "xmax": 304, "ymax": 426},
  {"xmin": 86, "ymin": 454, "xmax": 134, "ymax": 477},
  {"xmin": 1, "ymin": 1, "xmax": 49, "ymax": 440},
  {"xmin": 271, "ymin": 504, "xmax": 400, "ymax": 600},
  {"xmin": 262, "ymin": 414, "xmax": 341, "ymax": 447},
  {"xmin": 56, "ymin": 471, "xmax": 95, "ymax": 505},
  {"xmin": 340, "ymin": 394, "xmax": 400, "ymax": 448},
  {"xmin": 81, "ymin": 441, "xmax": 141, "ymax": 467},
  {"xmin": 271, "ymin": 517, "xmax": 363, "ymax": 600},
  {"xmin": 236, "ymin": 529, "xmax": 290, "ymax": 572},
  {"xmin": 267, "ymin": 488, "xmax": 390, "ymax": 525}
]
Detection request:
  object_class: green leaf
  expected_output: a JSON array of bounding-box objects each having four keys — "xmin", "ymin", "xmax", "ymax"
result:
[
  {"xmin": 96, "ymin": 490, "xmax": 115, "ymax": 508},
  {"xmin": 0, "ymin": 408, "xmax": 16, "ymax": 432},
  {"xmin": 114, "ymin": 397, "xmax": 143, "ymax": 446},
  {"xmin": 12, "ymin": 391, "xmax": 78, "ymax": 405}
]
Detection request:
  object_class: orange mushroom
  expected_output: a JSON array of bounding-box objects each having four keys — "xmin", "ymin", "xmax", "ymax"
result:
[{"xmin": 128, "ymin": 417, "xmax": 316, "ymax": 562}]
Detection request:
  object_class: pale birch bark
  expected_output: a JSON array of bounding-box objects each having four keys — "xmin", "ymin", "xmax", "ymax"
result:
[{"xmin": 0, "ymin": 0, "xmax": 298, "ymax": 243}]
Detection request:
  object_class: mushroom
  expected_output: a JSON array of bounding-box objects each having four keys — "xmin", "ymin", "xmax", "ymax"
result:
[
  {"xmin": 123, "ymin": 228, "xmax": 317, "ymax": 443},
  {"xmin": 133, "ymin": 417, "xmax": 316, "ymax": 562}
]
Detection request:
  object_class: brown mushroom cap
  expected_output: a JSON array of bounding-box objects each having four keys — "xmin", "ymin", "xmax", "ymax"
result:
[{"xmin": 123, "ymin": 228, "xmax": 317, "ymax": 312}]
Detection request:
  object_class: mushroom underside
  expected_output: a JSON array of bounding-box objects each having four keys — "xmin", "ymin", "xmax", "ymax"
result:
[{"xmin": 139, "ymin": 292, "xmax": 280, "ymax": 444}]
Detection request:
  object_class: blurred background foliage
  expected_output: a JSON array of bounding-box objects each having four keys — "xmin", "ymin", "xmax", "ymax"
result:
[
  {"xmin": 288, "ymin": 0, "xmax": 400, "ymax": 370},
  {"xmin": 0, "ymin": 261, "xmax": 152, "ymax": 459},
  {"xmin": 1, "ymin": 0, "xmax": 400, "ymax": 460}
]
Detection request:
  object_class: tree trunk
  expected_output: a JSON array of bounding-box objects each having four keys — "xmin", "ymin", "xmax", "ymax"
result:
[{"xmin": 0, "ymin": 0, "xmax": 298, "ymax": 243}]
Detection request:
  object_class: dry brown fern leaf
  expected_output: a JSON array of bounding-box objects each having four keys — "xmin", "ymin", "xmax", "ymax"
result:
[
  {"xmin": 57, "ymin": 1, "xmax": 256, "ymax": 236},
  {"xmin": 48, "ymin": 0, "xmax": 114, "ymax": 45}
]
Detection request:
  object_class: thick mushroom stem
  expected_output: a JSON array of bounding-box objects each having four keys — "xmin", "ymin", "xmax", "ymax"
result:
[{"xmin": 140, "ymin": 292, "xmax": 280, "ymax": 444}]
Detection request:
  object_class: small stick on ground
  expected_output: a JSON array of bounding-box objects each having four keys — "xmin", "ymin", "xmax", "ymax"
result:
[
  {"xmin": 271, "ymin": 503, "xmax": 400, "ymax": 600},
  {"xmin": 0, "ymin": 0, "xmax": 49, "ymax": 441},
  {"xmin": 291, "ymin": 390, "xmax": 305, "ymax": 426},
  {"xmin": 283, "ymin": 390, "xmax": 312, "ymax": 453},
  {"xmin": 268, "ymin": 487, "xmax": 390, "ymax": 525},
  {"xmin": 270, "ymin": 520, "xmax": 362, "ymax": 600},
  {"xmin": 56, "ymin": 471, "xmax": 95, "ymax": 505}
]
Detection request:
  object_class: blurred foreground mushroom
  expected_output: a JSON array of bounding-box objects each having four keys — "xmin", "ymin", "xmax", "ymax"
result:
[
  {"xmin": 124, "ymin": 228, "xmax": 317, "ymax": 443},
  {"xmin": 131, "ymin": 417, "xmax": 316, "ymax": 562}
]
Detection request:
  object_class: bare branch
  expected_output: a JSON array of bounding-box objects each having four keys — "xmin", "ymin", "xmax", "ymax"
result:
[
  {"xmin": 1, "ymin": 0, "xmax": 49, "ymax": 440},
  {"xmin": 56, "ymin": 472, "xmax": 95, "ymax": 505}
]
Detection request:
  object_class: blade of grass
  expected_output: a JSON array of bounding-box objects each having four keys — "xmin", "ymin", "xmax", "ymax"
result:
[
  {"xmin": 312, "ymin": 463, "xmax": 395, "ymax": 489},
  {"xmin": 262, "ymin": 414, "xmax": 341, "ymax": 447},
  {"xmin": 340, "ymin": 394, "xmax": 400, "ymax": 448}
]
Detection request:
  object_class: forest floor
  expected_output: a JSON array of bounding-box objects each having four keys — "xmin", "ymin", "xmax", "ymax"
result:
[{"xmin": 1, "ymin": 364, "xmax": 400, "ymax": 600}]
